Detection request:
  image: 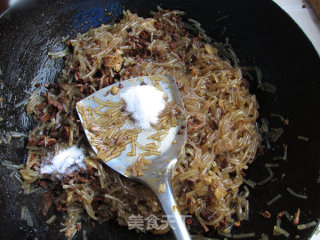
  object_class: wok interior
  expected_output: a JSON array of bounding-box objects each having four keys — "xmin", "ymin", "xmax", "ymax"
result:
[{"xmin": 0, "ymin": 0, "xmax": 319, "ymax": 239}]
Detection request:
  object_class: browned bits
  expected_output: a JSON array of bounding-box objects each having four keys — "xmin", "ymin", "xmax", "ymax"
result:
[
  {"xmin": 189, "ymin": 66, "xmax": 200, "ymax": 76},
  {"xmin": 220, "ymin": 159, "xmax": 228, "ymax": 169},
  {"xmin": 260, "ymin": 210, "xmax": 272, "ymax": 219},
  {"xmin": 39, "ymin": 113, "xmax": 52, "ymax": 122},
  {"xmin": 208, "ymin": 119, "xmax": 218, "ymax": 131},
  {"xmin": 76, "ymin": 222, "xmax": 82, "ymax": 231},
  {"xmin": 257, "ymin": 146, "xmax": 264, "ymax": 156},
  {"xmin": 28, "ymin": 138, "xmax": 37, "ymax": 146},
  {"xmin": 63, "ymin": 126, "xmax": 70, "ymax": 138},
  {"xmin": 78, "ymin": 176, "xmax": 90, "ymax": 183},
  {"xmin": 243, "ymin": 78, "xmax": 250, "ymax": 89},
  {"xmin": 168, "ymin": 42, "xmax": 176, "ymax": 49},
  {"xmin": 234, "ymin": 221, "xmax": 241, "ymax": 227},
  {"xmin": 38, "ymin": 180, "xmax": 48, "ymax": 189},
  {"xmin": 293, "ymin": 208, "xmax": 301, "ymax": 225},
  {"xmin": 200, "ymin": 210, "xmax": 217, "ymax": 222},
  {"xmin": 74, "ymin": 72, "xmax": 79, "ymax": 81},
  {"xmin": 187, "ymin": 122, "xmax": 207, "ymax": 133},
  {"xmin": 38, "ymin": 137, "xmax": 57, "ymax": 147},
  {"xmin": 200, "ymin": 221, "xmax": 209, "ymax": 232},
  {"xmin": 68, "ymin": 172, "xmax": 78, "ymax": 178},
  {"xmin": 181, "ymin": 179, "xmax": 192, "ymax": 193},
  {"xmin": 103, "ymin": 90, "xmax": 110, "ymax": 97},
  {"xmin": 192, "ymin": 37, "xmax": 202, "ymax": 49},
  {"xmin": 139, "ymin": 30, "xmax": 150, "ymax": 41},
  {"xmin": 56, "ymin": 203, "xmax": 62, "ymax": 212},
  {"xmin": 65, "ymin": 226, "xmax": 76, "ymax": 239},
  {"xmin": 277, "ymin": 211, "xmax": 285, "ymax": 219},
  {"xmin": 41, "ymin": 191, "xmax": 53, "ymax": 216},
  {"xmin": 48, "ymin": 99, "xmax": 64, "ymax": 112}
]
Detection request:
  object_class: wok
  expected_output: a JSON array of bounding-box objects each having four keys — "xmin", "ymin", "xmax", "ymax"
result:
[{"xmin": 0, "ymin": 0, "xmax": 319, "ymax": 239}]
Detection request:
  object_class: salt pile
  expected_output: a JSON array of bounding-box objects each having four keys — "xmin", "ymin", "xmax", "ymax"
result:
[
  {"xmin": 120, "ymin": 85, "xmax": 165, "ymax": 129},
  {"xmin": 41, "ymin": 145, "xmax": 86, "ymax": 176}
]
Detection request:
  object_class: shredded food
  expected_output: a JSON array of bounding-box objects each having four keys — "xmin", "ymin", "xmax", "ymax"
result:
[{"xmin": 20, "ymin": 9, "xmax": 260, "ymax": 238}]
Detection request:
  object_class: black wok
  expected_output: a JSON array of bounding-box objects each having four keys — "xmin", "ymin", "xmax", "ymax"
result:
[{"xmin": 0, "ymin": 0, "xmax": 319, "ymax": 239}]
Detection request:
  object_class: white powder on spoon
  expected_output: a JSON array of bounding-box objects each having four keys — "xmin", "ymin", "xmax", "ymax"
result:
[
  {"xmin": 41, "ymin": 145, "xmax": 86, "ymax": 176},
  {"xmin": 120, "ymin": 85, "xmax": 165, "ymax": 129}
]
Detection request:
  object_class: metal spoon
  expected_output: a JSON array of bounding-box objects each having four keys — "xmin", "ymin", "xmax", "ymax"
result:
[{"xmin": 76, "ymin": 75, "xmax": 190, "ymax": 240}]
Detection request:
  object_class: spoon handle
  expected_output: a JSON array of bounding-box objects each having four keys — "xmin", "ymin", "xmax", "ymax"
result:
[{"xmin": 153, "ymin": 160, "xmax": 191, "ymax": 240}]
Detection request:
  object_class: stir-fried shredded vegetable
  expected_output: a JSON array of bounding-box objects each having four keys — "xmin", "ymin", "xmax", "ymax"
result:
[{"xmin": 19, "ymin": 9, "xmax": 260, "ymax": 237}]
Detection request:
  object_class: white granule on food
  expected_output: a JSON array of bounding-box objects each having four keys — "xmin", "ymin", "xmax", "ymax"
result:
[
  {"xmin": 120, "ymin": 85, "xmax": 165, "ymax": 129},
  {"xmin": 41, "ymin": 145, "xmax": 86, "ymax": 175}
]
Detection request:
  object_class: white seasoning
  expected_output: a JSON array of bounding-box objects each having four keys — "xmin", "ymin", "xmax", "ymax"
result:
[
  {"xmin": 41, "ymin": 146, "xmax": 86, "ymax": 176},
  {"xmin": 120, "ymin": 85, "xmax": 165, "ymax": 129}
]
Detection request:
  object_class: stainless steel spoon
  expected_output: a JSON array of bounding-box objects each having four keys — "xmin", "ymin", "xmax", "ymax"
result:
[{"xmin": 76, "ymin": 75, "xmax": 190, "ymax": 240}]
